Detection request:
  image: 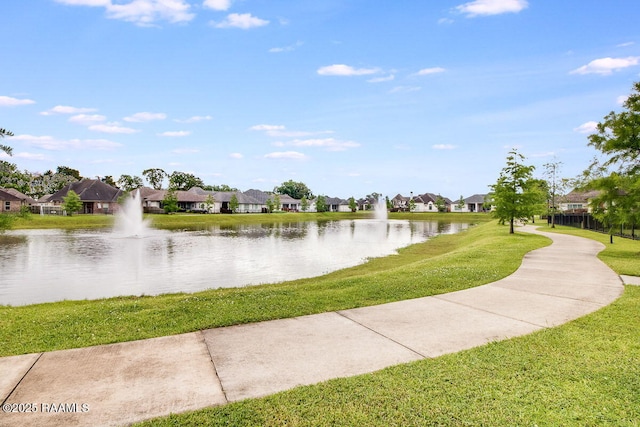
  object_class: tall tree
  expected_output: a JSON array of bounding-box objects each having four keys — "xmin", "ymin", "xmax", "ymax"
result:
[
  {"xmin": 542, "ymin": 160, "xmax": 568, "ymax": 228},
  {"xmin": 489, "ymin": 149, "xmax": 538, "ymax": 234},
  {"xmin": 315, "ymin": 195, "xmax": 328, "ymax": 212},
  {"xmin": 0, "ymin": 128, "xmax": 14, "ymax": 156},
  {"xmin": 168, "ymin": 171, "xmax": 204, "ymax": 191},
  {"xmin": 117, "ymin": 174, "xmax": 143, "ymax": 191},
  {"xmin": 585, "ymin": 81, "xmax": 640, "ymax": 240},
  {"xmin": 588, "ymin": 81, "xmax": 640, "ymax": 175},
  {"xmin": 142, "ymin": 168, "xmax": 167, "ymax": 190},
  {"xmin": 62, "ymin": 190, "xmax": 82, "ymax": 216},
  {"xmin": 162, "ymin": 188, "xmax": 179, "ymax": 214},
  {"xmin": 274, "ymin": 180, "xmax": 313, "ymax": 199},
  {"xmin": 57, "ymin": 166, "xmax": 82, "ymax": 181}
]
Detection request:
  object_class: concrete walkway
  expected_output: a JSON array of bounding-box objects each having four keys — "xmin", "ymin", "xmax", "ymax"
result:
[{"xmin": 0, "ymin": 226, "xmax": 627, "ymax": 427}]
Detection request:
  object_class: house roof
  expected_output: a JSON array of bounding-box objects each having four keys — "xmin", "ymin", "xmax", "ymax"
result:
[
  {"xmin": 561, "ymin": 190, "xmax": 601, "ymax": 203},
  {"xmin": 0, "ymin": 187, "xmax": 36, "ymax": 203},
  {"xmin": 49, "ymin": 179, "xmax": 123, "ymax": 203},
  {"xmin": 0, "ymin": 188, "xmax": 22, "ymax": 201},
  {"xmin": 464, "ymin": 194, "xmax": 487, "ymax": 204}
]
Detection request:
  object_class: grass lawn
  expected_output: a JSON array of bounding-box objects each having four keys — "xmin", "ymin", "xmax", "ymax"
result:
[
  {"xmin": 130, "ymin": 224, "xmax": 639, "ymax": 427},
  {"xmin": 0, "ymin": 216, "xmax": 541, "ymax": 356}
]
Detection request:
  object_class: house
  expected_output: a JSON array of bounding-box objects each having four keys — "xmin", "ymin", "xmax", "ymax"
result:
[
  {"xmin": 0, "ymin": 187, "xmax": 36, "ymax": 213},
  {"xmin": 558, "ymin": 190, "xmax": 600, "ymax": 213},
  {"xmin": 393, "ymin": 193, "xmax": 452, "ymax": 212},
  {"xmin": 451, "ymin": 194, "xmax": 487, "ymax": 212},
  {"xmin": 48, "ymin": 179, "xmax": 123, "ymax": 214}
]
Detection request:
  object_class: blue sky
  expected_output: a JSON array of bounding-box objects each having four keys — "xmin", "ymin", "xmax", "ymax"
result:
[{"xmin": 2, "ymin": 0, "xmax": 639, "ymax": 199}]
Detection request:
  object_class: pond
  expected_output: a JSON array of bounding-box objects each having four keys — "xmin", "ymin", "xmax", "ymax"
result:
[{"xmin": 0, "ymin": 220, "xmax": 470, "ymax": 306}]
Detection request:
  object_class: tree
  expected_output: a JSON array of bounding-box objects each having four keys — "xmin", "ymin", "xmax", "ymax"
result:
[
  {"xmin": 142, "ymin": 168, "xmax": 167, "ymax": 190},
  {"xmin": 300, "ymin": 196, "xmax": 309, "ymax": 212},
  {"xmin": 588, "ymin": 81, "xmax": 640, "ymax": 175},
  {"xmin": 584, "ymin": 81, "xmax": 640, "ymax": 241},
  {"xmin": 117, "ymin": 174, "xmax": 143, "ymax": 192},
  {"xmin": 274, "ymin": 180, "xmax": 313, "ymax": 200},
  {"xmin": 57, "ymin": 166, "xmax": 82, "ymax": 181},
  {"xmin": 457, "ymin": 195, "xmax": 465, "ymax": 212},
  {"xmin": 168, "ymin": 171, "xmax": 204, "ymax": 191},
  {"xmin": 542, "ymin": 160, "xmax": 566, "ymax": 228},
  {"xmin": 315, "ymin": 195, "xmax": 328, "ymax": 212},
  {"xmin": 204, "ymin": 194, "xmax": 215, "ymax": 213},
  {"xmin": 348, "ymin": 197, "xmax": 357, "ymax": 212},
  {"xmin": 162, "ymin": 188, "xmax": 179, "ymax": 213},
  {"xmin": 489, "ymin": 149, "xmax": 538, "ymax": 234},
  {"xmin": 62, "ymin": 190, "xmax": 82, "ymax": 216},
  {"xmin": 204, "ymin": 184, "xmax": 238, "ymax": 192},
  {"xmin": 1, "ymin": 127, "xmax": 14, "ymax": 156},
  {"xmin": 229, "ymin": 194, "xmax": 239, "ymax": 213},
  {"xmin": 101, "ymin": 176, "xmax": 117, "ymax": 187},
  {"xmin": 435, "ymin": 195, "xmax": 446, "ymax": 212},
  {"xmin": 265, "ymin": 198, "xmax": 275, "ymax": 213}
]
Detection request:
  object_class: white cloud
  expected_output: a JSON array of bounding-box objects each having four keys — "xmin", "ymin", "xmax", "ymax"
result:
[
  {"xmin": 264, "ymin": 151, "xmax": 308, "ymax": 160},
  {"xmin": 415, "ymin": 67, "xmax": 446, "ymax": 76},
  {"xmin": 203, "ymin": 0, "xmax": 231, "ymax": 11},
  {"xmin": 389, "ymin": 86, "xmax": 422, "ymax": 94},
  {"xmin": 107, "ymin": 0, "xmax": 194, "ymax": 26},
  {"xmin": 368, "ymin": 75, "xmax": 395, "ymax": 83},
  {"xmin": 250, "ymin": 124, "xmax": 285, "ymax": 131},
  {"xmin": 290, "ymin": 138, "xmax": 360, "ymax": 152},
  {"xmin": 54, "ymin": 0, "xmax": 109, "ymax": 6},
  {"xmin": 229, "ymin": 152, "xmax": 243, "ymax": 159},
  {"xmin": 12, "ymin": 134, "xmax": 122, "ymax": 150},
  {"xmin": 317, "ymin": 64, "xmax": 380, "ymax": 76},
  {"xmin": 172, "ymin": 147, "xmax": 199, "ymax": 153},
  {"xmin": 432, "ymin": 144, "xmax": 456, "ymax": 150},
  {"xmin": 438, "ymin": 17, "xmax": 454, "ymax": 25},
  {"xmin": 175, "ymin": 115, "xmax": 212, "ymax": 123},
  {"xmin": 124, "ymin": 112, "xmax": 167, "ymax": 122},
  {"xmin": 68, "ymin": 114, "xmax": 107, "ymax": 125},
  {"xmin": 14, "ymin": 152, "xmax": 48, "ymax": 160},
  {"xmin": 570, "ymin": 56, "xmax": 640, "ymax": 75},
  {"xmin": 574, "ymin": 121, "xmax": 599, "ymax": 134},
  {"xmin": 159, "ymin": 130, "xmax": 191, "ymax": 137},
  {"xmin": 0, "ymin": 96, "xmax": 36, "ymax": 106},
  {"xmin": 40, "ymin": 105, "xmax": 97, "ymax": 115},
  {"xmin": 252, "ymin": 124, "xmax": 332, "ymax": 138},
  {"xmin": 269, "ymin": 41, "xmax": 303, "ymax": 53},
  {"xmin": 456, "ymin": 0, "xmax": 528, "ymax": 17},
  {"xmin": 89, "ymin": 123, "xmax": 139, "ymax": 134},
  {"xmin": 55, "ymin": 0, "xmax": 194, "ymax": 26},
  {"xmin": 617, "ymin": 95, "xmax": 629, "ymax": 105},
  {"xmin": 212, "ymin": 13, "xmax": 269, "ymax": 29}
]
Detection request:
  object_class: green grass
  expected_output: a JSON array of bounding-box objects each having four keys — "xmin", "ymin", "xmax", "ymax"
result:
[
  {"xmin": 10, "ymin": 211, "xmax": 490, "ymax": 230},
  {"xmin": 132, "ymin": 225, "xmax": 640, "ymax": 427},
  {"xmin": 0, "ymin": 218, "xmax": 545, "ymax": 356},
  {"xmin": 137, "ymin": 287, "xmax": 640, "ymax": 427},
  {"xmin": 542, "ymin": 225, "xmax": 640, "ymax": 276}
]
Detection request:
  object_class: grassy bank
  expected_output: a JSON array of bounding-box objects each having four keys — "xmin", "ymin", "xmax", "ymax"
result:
[
  {"xmin": 10, "ymin": 211, "xmax": 490, "ymax": 230},
  {"xmin": 133, "ymin": 225, "xmax": 639, "ymax": 427},
  {"xmin": 0, "ymin": 219, "xmax": 545, "ymax": 356}
]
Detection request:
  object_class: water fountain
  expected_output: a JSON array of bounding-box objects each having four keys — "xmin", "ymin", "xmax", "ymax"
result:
[
  {"xmin": 114, "ymin": 189, "xmax": 150, "ymax": 237},
  {"xmin": 374, "ymin": 196, "xmax": 388, "ymax": 221}
]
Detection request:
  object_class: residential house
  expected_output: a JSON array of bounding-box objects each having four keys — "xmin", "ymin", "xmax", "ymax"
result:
[
  {"xmin": 459, "ymin": 194, "xmax": 488, "ymax": 213},
  {"xmin": 558, "ymin": 190, "xmax": 600, "ymax": 213},
  {"xmin": 48, "ymin": 179, "xmax": 123, "ymax": 214},
  {"xmin": 0, "ymin": 187, "xmax": 36, "ymax": 213}
]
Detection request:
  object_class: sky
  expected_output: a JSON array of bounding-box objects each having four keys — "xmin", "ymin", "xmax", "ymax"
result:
[{"xmin": 2, "ymin": 0, "xmax": 640, "ymax": 199}]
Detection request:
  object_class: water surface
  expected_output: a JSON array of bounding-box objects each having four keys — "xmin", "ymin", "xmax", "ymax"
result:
[{"xmin": 0, "ymin": 220, "xmax": 469, "ymax": 306}]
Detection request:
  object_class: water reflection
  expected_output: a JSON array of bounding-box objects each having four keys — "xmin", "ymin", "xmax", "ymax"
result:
[{"xmin": 0, "ymin": 220, "xmax": 469, "ymax": 306}]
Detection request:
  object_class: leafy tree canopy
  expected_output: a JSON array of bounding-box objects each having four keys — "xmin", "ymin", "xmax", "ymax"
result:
[
  {"xmin": 489, "ymin": 149, "xmax": 540, "ymax": 234},
  {"xmin": 168, "ymin": 171, "xmax": 204, "ymax": 191},
  {"xmin": 274, "ymin": 180, "xmax": 313, "ymax": 200},
  {"xmin": 142, "ymin": 168, "xmax": 167, "ymax": 190},
  {"xmin": 57, "ymin": 166, "xmax": 82, "ymax": 181},
  {"xmin": 588, "ymin": 81, "xmax": 640, "ymax": 175},
  {"xmin": 62, "ymin": 190, "xmax": 82, "ymax": 216}
]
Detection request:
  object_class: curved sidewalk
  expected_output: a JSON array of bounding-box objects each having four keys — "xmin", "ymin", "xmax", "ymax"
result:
[{"xmin": 0, "ymin": 226, "xmax": 626, "ymax": 427}]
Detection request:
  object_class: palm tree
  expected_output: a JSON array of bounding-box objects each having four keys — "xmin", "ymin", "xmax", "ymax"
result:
[{"xmin": 0, "ymin": 128, "xmax": 14, "ymax": 156}]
